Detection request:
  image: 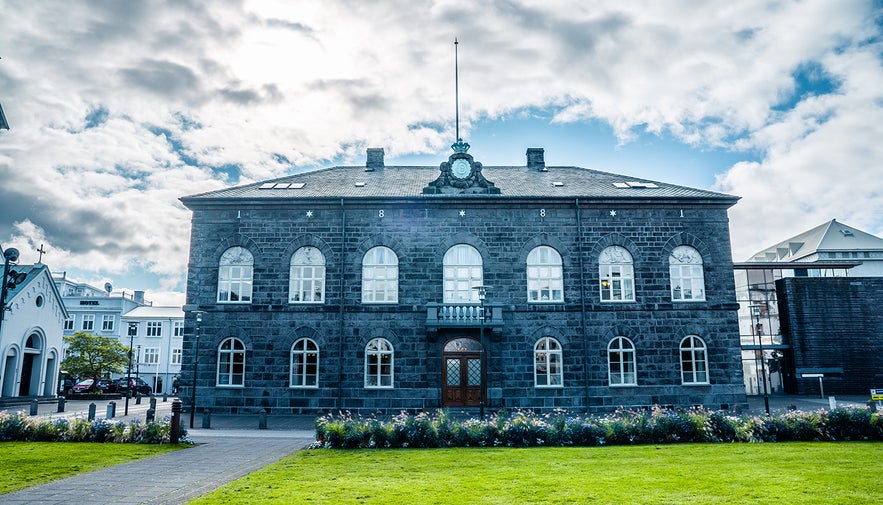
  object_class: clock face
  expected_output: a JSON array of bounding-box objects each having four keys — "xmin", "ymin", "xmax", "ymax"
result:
[{"xmin": 452, "ymin": 159, "xmax": 471, "ymax": 178}]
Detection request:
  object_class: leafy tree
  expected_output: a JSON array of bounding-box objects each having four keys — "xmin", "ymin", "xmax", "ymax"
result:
[{"xmin": 62, "ymin": 332, "xmax": 129, "ymax": 387}]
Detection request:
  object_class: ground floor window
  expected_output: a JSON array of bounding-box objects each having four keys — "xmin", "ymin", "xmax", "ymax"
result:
[
  {"xmin": 534, "ymin": 337, "xmax": 563, "ymax": 387},
  {"xmin": 290, "ymin": 338, "xmax": 319, "ymax": 387},
  {"xmin": 680, "ymin": 335, "xmax": 709, "ymax": 384},
  {"xmin": 217, "ymin": 337, "xmax": 245, "ymax": 386},
  {"xmin": 608, "ymin": 337, "xmax": 637, "ymax": 386},
  {"xmin": 365, "ymin": 338, "xmax": 393, "ymax": 388}
]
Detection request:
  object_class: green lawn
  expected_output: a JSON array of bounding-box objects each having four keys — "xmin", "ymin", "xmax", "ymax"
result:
[
  {"xmin": 0, "ymin": 442, "xmax": 186, "ymax": 494},
  {"xmin": 190, "ymin": 443, "xmax": 882, "ymax": 504}
]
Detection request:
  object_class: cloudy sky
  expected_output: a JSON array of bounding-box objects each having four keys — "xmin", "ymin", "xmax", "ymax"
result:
[{"xmin": 1, "ymin": 0, "xmax": 882, "ymax": 306}]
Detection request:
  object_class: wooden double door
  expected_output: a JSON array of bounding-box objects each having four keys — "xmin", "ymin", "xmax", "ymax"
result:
[{"xmin": 442, "ymin": 337, "xmax": 483, "ymax": 407}]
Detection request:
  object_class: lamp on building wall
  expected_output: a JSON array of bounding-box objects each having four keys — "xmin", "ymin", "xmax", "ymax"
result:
[
  {"xmin": 0, "ymin": 247, "xmax": 27, "ymax": 338},
  {"xmin": 125, "ymin": 321, "xmax": 137, "ymax": 415},
  {"xmin": 190, "ymin": 311, "xmax": 202, "ymax": 429},
  {"xmin": 473, "ymin": 285, "xmax": 490, "ymax": 419}
]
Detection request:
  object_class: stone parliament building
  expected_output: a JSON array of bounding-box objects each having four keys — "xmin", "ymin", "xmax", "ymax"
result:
[{"xmin": 180, "ymin": 143, "xmax": 748, "ymax": 414}]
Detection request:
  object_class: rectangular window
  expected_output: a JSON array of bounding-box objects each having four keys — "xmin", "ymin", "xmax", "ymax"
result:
[
  {"xmin": 81, "ymin": 314, "xmax": 95, "ymax": 331},
  {"xmin": 102, "ymin": 315, "xmax": 114, "ymax": 332},
  {"xmin": 171, "ymin": 348, "xmax": 182, "ymax": 365},
  {"xmin": 143, "ymin": 348, "xmax": 160, "ymax": 365},
  {"xmin": 64, "ymin": 318, "xmax": 74, "ymax": 331},
  {"xmin": 173, "ymin": 321, "xmax": 184, "ymax": 337},
  {"xmin": 146, "ymin": 321, "xmax": 162, "ymax": 337}
]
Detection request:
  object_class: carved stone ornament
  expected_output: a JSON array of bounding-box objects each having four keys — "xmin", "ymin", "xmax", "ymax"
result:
[{"xmin": 423, "ymin": 141, "xmax": 501, "ymax": 195}]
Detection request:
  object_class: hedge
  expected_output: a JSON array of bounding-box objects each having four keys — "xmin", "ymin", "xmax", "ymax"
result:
[
  {"xmin": 314, "ymin": 406, "xmax": 883, "ymax": 449},
  {"xmin": 0, "ymin": 411, "xmax": 192, "ymax": 444}
]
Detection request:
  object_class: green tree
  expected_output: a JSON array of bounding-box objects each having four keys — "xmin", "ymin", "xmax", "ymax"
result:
[{"xmin": 61, "ymin": 332, "xmax": 129, "ymax": 386}]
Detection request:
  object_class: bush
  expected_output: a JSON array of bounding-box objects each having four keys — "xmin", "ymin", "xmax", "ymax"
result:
[
  {"xmin": 0, "ymin": 410, "xmax": 190, "ymax": 444},
  {"xmin": 313, "ymin": 406, "xmax": 883, "ymax": 449}
]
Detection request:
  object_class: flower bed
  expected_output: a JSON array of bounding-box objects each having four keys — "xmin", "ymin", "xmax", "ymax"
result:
[
  {"xmin": 0, "ymin": 411, "xmax": 191, "ymax": 444},
  {"xmin": 314, "ymin": 407, "xmax": 883, "ymax": 449}
]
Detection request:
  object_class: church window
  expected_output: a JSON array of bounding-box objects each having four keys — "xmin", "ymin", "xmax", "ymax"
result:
[
  {"xmin": 599, "ymin": 246, "xmax": 635, "ymax": 302},
  {"xmin": 364, "ymin": 338, "xmax": 393, "ymax": 388},
  {"xmin": 290, "ymin": 247, "xmax": 326, "ymax": 303},
  {"xmin": 362, "ymin": 246, "xmax": 398, "ymax": 303},
  {"xmin": 534, "ymin": 337, "xmax": 563, "ymax": 387},
  {"xmin": 443, "ymin": 244, "xmax": 483, "ymax": 303},
  {"xmin": 670, "ymin": 246, "xmax": 705, "ymax": 301},
  {"xmin": 217, "ymin": 337, "xmax": 245, "ymax": 387},
  {"xmin": 217, "ymin": 247, "xmax": 253, "ymax": 303},
  {"xmin": 527, "ymin": 246, "xmax": 563, "ymax": 303},
  {"xmin": 290, "ymin": 338, "xmax": 319, "ymax": 387}
]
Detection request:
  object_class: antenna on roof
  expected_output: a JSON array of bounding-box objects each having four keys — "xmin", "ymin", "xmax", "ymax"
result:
[{"xmin": 454, "ymin": 38, "xmax": 459, "ymax": 143}]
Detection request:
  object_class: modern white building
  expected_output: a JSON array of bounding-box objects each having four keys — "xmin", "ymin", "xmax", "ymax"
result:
[
  {"xmin": 121, "ymin": 306, "xmax": 184, "ymax": 396},
  {"xmin": 54, "ymin": 273, "xmax": 148, "ymax": 343},
  {"xmin": 0, "ymin": 256, "xmax": 67, "ymax": 399}
]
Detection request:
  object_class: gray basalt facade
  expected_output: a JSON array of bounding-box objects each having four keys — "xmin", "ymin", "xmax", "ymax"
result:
[{"xmin": 181, "ymin": 146, "xmax": 747, "ymax": 414}]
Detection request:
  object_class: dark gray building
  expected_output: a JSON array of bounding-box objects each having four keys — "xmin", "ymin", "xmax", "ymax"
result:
[{"xmin": 180, "ymin": 144, "xmax": 747, "ymax": 414}]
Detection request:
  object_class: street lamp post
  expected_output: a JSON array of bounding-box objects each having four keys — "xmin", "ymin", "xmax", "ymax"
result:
[
  {"xmin": 0, "ymin": 247, "xmax": 27, "ymax": 338},
  {"xmin": 125, "ymin": 322, "xmax": 137, "ymax": 416},
  {"xmin": 190, "ymin": 311, "xmax": 202, "ymax": 429},
  {"xmin": 752, "ymin": 305, "xmax": 771, "ymax": 416},
  {"xmin": 473, "ymin": 286, "xmax": 489, "ymax": 419}
]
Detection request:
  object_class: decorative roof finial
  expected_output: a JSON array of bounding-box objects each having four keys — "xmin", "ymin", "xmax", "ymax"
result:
[{"xmin": 452, "ymin": 138, "xmax": 470, "ymax": 153}]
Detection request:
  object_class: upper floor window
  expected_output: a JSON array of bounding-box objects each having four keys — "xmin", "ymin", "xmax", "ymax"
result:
[
  {"xmin": 218, "ymin": 247, "xmax": 253, "ymax": 303},
  {"xmin": 527, "ymin": 246, "xmax": 563, "ymax": 303},
  {"xmin": 217, "ymin": 337, "xmax": 246, "ymax": 387},
  {"xmin": 290, "ymin": 247, "xmax": 325, "ymax": 303},
  {"xmin": 534, "ymin": 337, "xmax": 563, "ymax": 387},
  {"xmin": 364, "ymin": 338, "xmax": 393, "ymax": 388},
  {"xmin": 362, "ymin": 246, "xmax": 398, "ymax": 304},
  {"xmin": 608, "ymin": 337, "xmax": 637, "ymax": 386},
  {"xmin": 102, "ymin": 315, "xmax": 114, "ymax": 332},
  {"xmin": 143, "ymin": 347, "xmax": 160, "ymax": 365},
  {"xmin": 443, "ymin": 244, "xmax": 483, "ymax": 303},
  {"xmin": 64, "ymin": 318, "xmax": 74, "ymax": 331},
  {"xmin": 290, "ymin": 338, "xmax": 319, "ymax": 388},
  {"xmin": 670, "ymin": 246, "xmax": 706, "ymax": 301},
  {"xmin": 680, "ymin": 335, "xmax": 709, "ymax": 384},
  {"xmin": 146, "ymin": 321, "xmax": 162, "ymax": 337},
  {"xmin": 171, "ymin": 348, "xmax": 182, "ymax": 365},
  {"xmin": 173, "ymin": 321, "xmax": 184, "ymax": 337},
  {"xmin": 599, "ymin": 246, "xmax": 635, "ymax": 302},
  {"xmin": 81, "ymin": 314, "xmax": 95, "ymax": 331}
]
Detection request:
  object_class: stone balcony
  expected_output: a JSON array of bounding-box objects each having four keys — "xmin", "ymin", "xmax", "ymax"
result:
[{"xmin": 425, "ymin": 302, "xmax": 505, "ymax": 341}]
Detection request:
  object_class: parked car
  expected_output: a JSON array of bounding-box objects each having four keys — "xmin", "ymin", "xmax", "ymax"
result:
[
  {"xmin": 115, "ymin": 377, "xmax": 152, "ymax": 396},
  {"xmin": 71, "ymin": 378, "xmax": 97, "ymax": 394},
  {"xmin": 97, "ymin": 379, "xmax": 117, "ymax": 393}
]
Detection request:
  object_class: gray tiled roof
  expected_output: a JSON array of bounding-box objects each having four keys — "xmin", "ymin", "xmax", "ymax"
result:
[{"xmin": 181, "ymin": 165, "xmax": 737, "ymax": 204}]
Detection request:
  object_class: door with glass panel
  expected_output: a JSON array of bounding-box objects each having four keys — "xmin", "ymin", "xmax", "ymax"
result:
[{"xmin": 442, "ymin": 337, "xmax": 482, "ymax": 407}]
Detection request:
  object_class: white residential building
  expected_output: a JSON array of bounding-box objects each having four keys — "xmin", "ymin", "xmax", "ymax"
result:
[{"xmin": 122, "ymin": 306, "xmax": 184, "ymax": 396}]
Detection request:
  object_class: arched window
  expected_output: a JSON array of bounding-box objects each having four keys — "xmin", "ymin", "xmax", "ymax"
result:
[
  {"xmin": 362, "ymin": 246, "xmax": 399, "ymax": 303},
  {"xmin": 608, "ymin": 337, "xmax": 637, "ymax": 386},
  {"xmin": 527, "ymin": 246, "xmax": 563, "ymax": 303},
  {"xmin": 218, "ymin": 247, "xmax": 253, "ymax": 303},
  {"xmin": 290, "ymin": 338, "xmax": 319, "ymax": 387},
  {"xmin": 443, "ymin": 244, "xmax": 483, "ymax": 303},
  {"xmin": 669, "ymin": 246, "xmax": 705, "ymax": 301},
  {"xmin": 364, "ymin": 338, "xmax": 393, "ymax": 388},
  {"xmin": 217, "ymin": 338, "xmax": 245, "ymax": 386},
  {"xmin": 534, "ymin": 337, "xmax": 563, "ymax": 387},
  {"xmin": 599, "ymin": 246, "xmax": 635, "ymax": 302},
  {"xmin": 290, "ymin": 247, "xmax": 326, "ymax": 303},
  {"xmin": 680, "ymin": 335, "xmax": 709, "ymax": 384}
]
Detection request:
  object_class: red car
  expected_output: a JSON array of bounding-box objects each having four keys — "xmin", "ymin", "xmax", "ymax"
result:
[{"xmin": 71, "ymin": 378, "xmax": 97, "ymax": 393}]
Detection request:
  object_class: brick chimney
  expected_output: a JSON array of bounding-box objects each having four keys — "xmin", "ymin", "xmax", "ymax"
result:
[
  {"xmin": 526, "ymin": 148, "xmax": 545, "ymax": 171},
  {"xmin": 366, "ymin": 148, "xmax": 384, "ymax": 171}
]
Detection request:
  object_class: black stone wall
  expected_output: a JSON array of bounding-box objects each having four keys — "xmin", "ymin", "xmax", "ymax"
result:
[{"xmin": 183, "ymin": 197, "xmax": 747, "ymax": 414}]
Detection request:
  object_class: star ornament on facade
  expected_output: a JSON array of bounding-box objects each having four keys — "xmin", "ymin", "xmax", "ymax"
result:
[
  {"xmin": 306, "ymin": 210, "xmax": 313, "ymax": 218},
  {"xmin": 609, "ymin": 210, "xmax": 617, "ymax": 217},
  {"xmin": 459, "ymin": 210, "xmax": 466, "ymax": 217}
]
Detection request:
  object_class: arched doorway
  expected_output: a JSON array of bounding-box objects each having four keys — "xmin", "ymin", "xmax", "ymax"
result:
[
  {"xmin": 2, "ymin": 348, "xmax": 18, "ymax": 397},
  {"xmin": 43, "ymin": 350, "xmax": 58, "ymax": 396},
  {"xmin": 442, "ymin": 337, "xmax": 482, "ymax": 407},
  {"xmin": 19, "ymin": 333, "xmax": 43, "ymax": 397}
]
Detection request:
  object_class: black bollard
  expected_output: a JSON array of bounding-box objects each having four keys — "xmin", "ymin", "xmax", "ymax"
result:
[
  {"xmin": 149, "ymin": 397, "xmax": 157, "ymax": 411},
  {"xmin": 146, "ymin": 408, "xmax": 155, "ymax": 423},
  {"xmin": 29, "ymin": 399, "xmax": 39, "ymax": 416},
  {"xmin": 135, "ymin": 392, "xmax": 142, "ymax": 405},
  {"xmin": 57, "ymin": 396, "xmax": 66, "ymax": 413},
  {"xmin": 170, "ymin": 399, "xmax": 182, "ymax": 443},
  {"xmin": 201, "ymin": 408, "xmax": 212, "ymax": 429},
  {"xmin": 106, "ymin": 401, "xmax": 116, "ymax": 419},
  {"xmin": 88, "ymin": 403, "xmax": 96, "ymax": 420},
  {"xmin": 162, "ymin": 391, "xmax": 168, "ymax": 402},
  {"xmin": 258, "ymin": 409, "xmax": 268, "ymax": 429}
]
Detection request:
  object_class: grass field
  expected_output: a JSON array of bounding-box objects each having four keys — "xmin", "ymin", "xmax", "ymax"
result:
[
  {"xmin": 190, "ymin": 442, "xmax": 882, "ymax": 504},
  {"xmin": 0, "ymin": 442, "xmax": 185, "ymax": 494}
]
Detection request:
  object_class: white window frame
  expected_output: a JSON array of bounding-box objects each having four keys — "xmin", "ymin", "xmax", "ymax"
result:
[
  {"xmin": 143, "ymin": 347, "xmax": 160, "ymax": 365},
  {"xmin": 217, "ymin": 246, "xmax": 254, "ymax": 303},
  {"xmin": 599, "ymin": 246, "xmax": 635, "ymax": 302},
  {"xmin": 443, "ymin": 244, "xmax": 483, "ymax": 303},
  {"xmin": 534, "ymin": 337, "xmax": 563, "ymax": 387},
  {"xmin": 173, "ymin": 321, "xmax": 184, "ymax": 337},
  {"xmin": 81, "ymin": 314, "xmax": 95, "ymax": 331},
  {"xmin": 680, "ymin": 335, "xmax": 709, "ymax": 385},
  {"xmin": 64, "ymin": 318, "xmax": 74, "ymax": 331},
  {"xmin": 362, "ymin": 246, "xmax": 399, "ymax": 304},
  {"xmin": 289, "ymin": 247, "xmax": 326, "ymax": 303},
  {"xmin": 101, "ymin": 314, "xmax": 114, "ymax": 332},
  {"xmin": 146, "ymin": 321, "xmax": 162, "ymax": 337},
  {"xmin": 290, "ymin": 338, "xmax": 319, "ymax": 388},
  {"xmin": 527, "ymin": 246, "xmax": 564, "ymax": 303},
  {"xmin": 670, "ymin": 246, "xmax": 706, "ymax": 302},
  {"xmin": 171, "ymin": 348, "xmax": 182, "ymax": 365},
  {"xmin": 217, "ymin": 337, "xmax": 246, "ymax": 387},
  {"xmin": 608, "ymin": 337, "xmax": 637, "ymax": 386},
  {"xmin": 364, "ymin": 338, "xmax": 393, "ymax": 388}
]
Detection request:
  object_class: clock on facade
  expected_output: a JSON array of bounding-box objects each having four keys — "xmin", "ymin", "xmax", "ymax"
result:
[{"xmin": 452, "ymin": 159, "xmax": 471, "ymax": 179}]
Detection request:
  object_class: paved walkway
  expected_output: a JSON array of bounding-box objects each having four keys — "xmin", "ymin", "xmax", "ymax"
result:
[{"xmin": 1, "ymin": 394, "xmax": 877, "ymax": 504}]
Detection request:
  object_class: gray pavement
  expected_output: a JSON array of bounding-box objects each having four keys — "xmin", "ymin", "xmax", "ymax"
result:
[{"xmin": 1, "ymin": 394, "xmax": 878, "ymax": 504}]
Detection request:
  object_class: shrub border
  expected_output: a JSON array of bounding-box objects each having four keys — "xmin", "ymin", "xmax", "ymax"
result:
[{"xmin": 0, "ymin": 411, "xmax": 192, "ymax": 444}]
